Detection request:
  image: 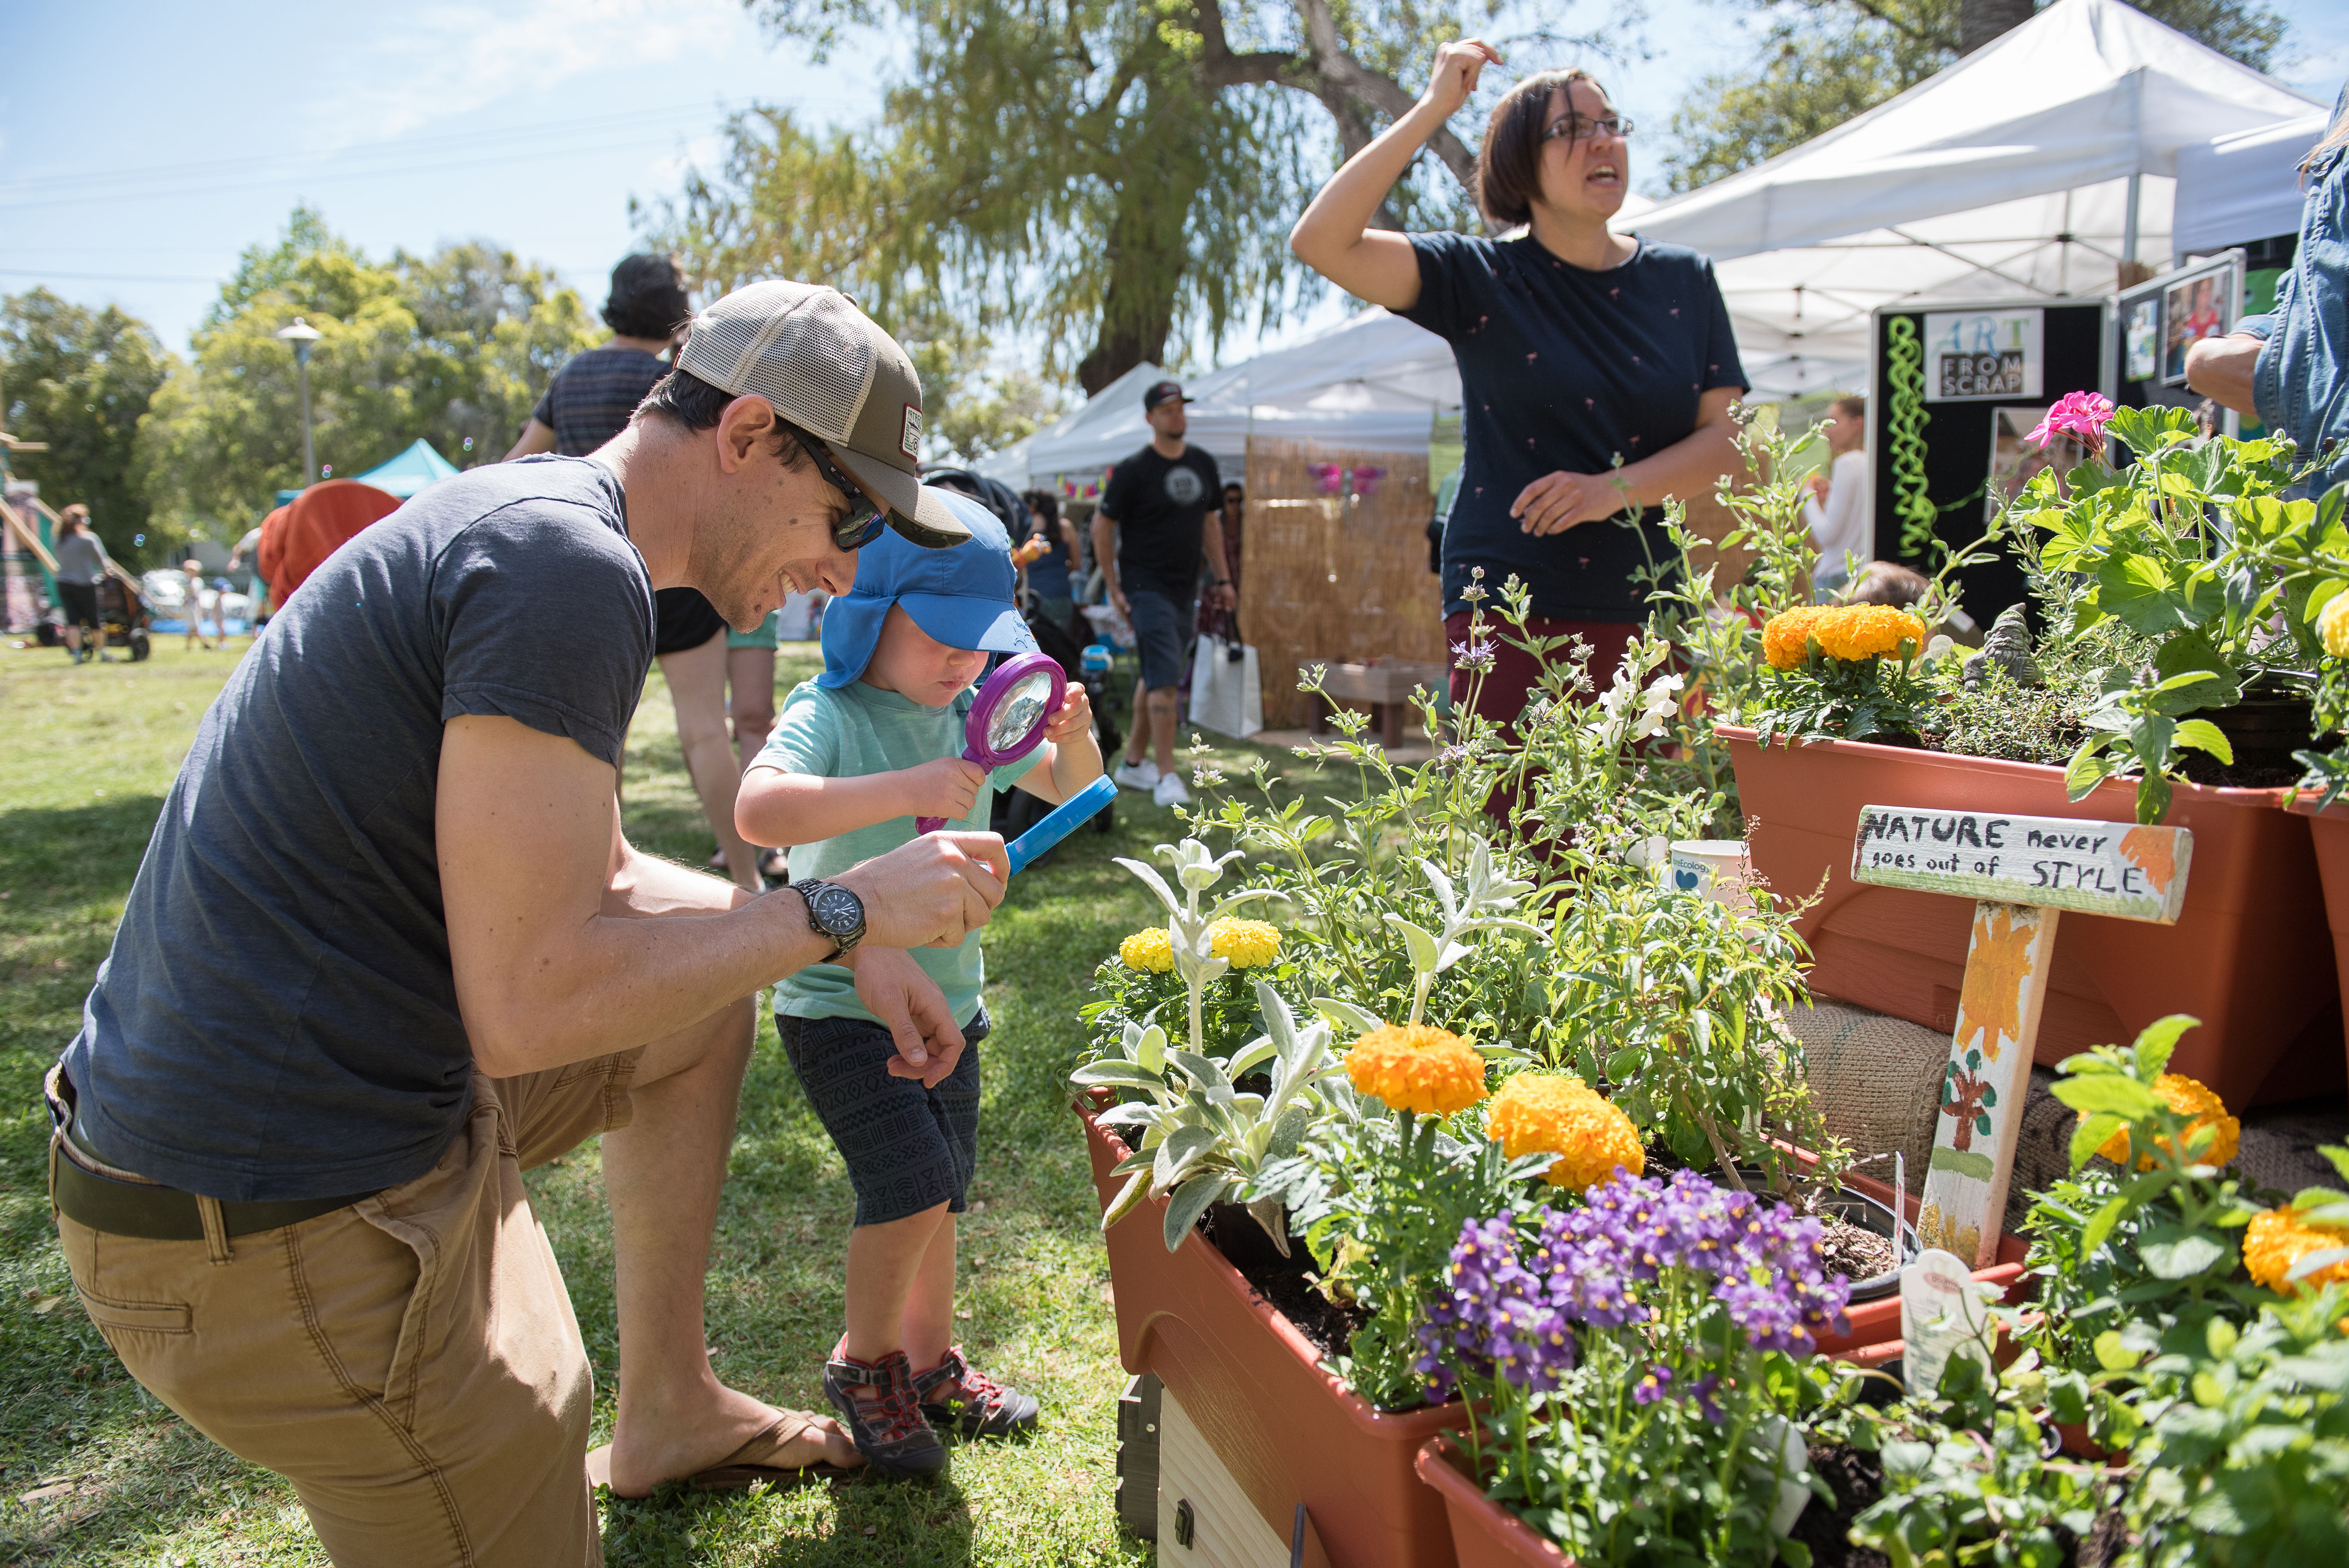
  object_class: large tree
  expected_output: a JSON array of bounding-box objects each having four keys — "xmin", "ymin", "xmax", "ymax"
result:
[
  {"xmin": 136, "ymin": 208, "xmax": 601, "ymax": 541},
  {"xmin": 683, "ymin": 0, "xmax": 1609, "ymax": 393},
  {"xmin": 1, "ymin": 290, "xmax": 173, "ymax": 563},
  {"xmin": 1665, "ymin": 0, "xmax": 2291, "ymax": 193}
]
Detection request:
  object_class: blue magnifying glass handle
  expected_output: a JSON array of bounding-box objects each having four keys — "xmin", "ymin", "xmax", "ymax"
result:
[{"xmin": 1005, "ymin": 775, "xmax": 1118, "ymax": 876}]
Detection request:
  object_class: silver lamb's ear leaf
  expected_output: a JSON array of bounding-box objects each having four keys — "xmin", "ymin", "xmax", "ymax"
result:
[
  {"xmin": 1418, "ymin": 857, "xmax": 1462, "ymax": 928},
  {"xmin": 1152, "ymin": 1124, "xmax": 1218, "ymax": 1195},
  {"xmin": 1071, "ymin": 1060, "xmax": 1173, "ymax": 1090},
  {"xmin": 1172, "ymin": 1050, "xmax": 1233, "ymax": 1094},
  {"xmin": 1253, "ymin": 980, "xmax": 1301, "ymax": 1063},
  {"xmin": 1102, "ymin": 1169, "xmax": 1151, "ymax": 1231},
  {"xmin": 1228, "ymin": 1037, "xmax": 1278, "ymax": 1079},
  {"xmin": 1209, "ymin": 887, "xmax": 1286, "ymax": 919},
  {"xmin": 1312, "ymin": 996, "xmax": 1385, "ymax": 1035},
  {"xmin": 1114, "ymin": 856, "xmax": 1187, "ymax": 918},
  {"xmin": 1163, "ymin": 1173, "xmax": 1228, "ymax": 1252},
  {"xmin": 1135, "ymin": 1024, "xmax": 1168, "ymax": 1074},
  {"xmin": 1381, "ymin": 914, "xmax": 1444, "ymax": 976}
]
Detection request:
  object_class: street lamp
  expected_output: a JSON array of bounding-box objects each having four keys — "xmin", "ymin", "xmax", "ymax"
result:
[{"xmin": 275, "ymin": 317, "xmax": 323, "ymax": 486}]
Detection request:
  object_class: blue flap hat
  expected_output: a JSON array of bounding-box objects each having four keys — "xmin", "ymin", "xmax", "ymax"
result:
[{"xmin": 818, "ymin": 490, "xmax": 1037, "ymax": 688}]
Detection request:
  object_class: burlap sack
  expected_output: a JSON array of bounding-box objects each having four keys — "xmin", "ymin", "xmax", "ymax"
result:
[
  {"xmin": 1786, "ymin": 1001, "xmax": 1950, "ymax": 1197},
  {"xmin": 1793, "ymin": 1000, "xmax": 2349, "ymax": 1233}
]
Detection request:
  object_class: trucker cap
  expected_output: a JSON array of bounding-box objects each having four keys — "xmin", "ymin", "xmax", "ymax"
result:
[
  {"xmin": 675, "ymin": 280, "xmax": 970, "ymax": 548},
  {"xmin": 818, "ymin": 491, "xmax": 1037, "ymax": 689},
  {"xmin": 1142, "ymin": 379, "xmax": 1193, "ymax": 412}
]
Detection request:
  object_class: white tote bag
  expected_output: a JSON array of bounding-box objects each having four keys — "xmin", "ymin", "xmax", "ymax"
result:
[{"xmin": 1187, "ymin": 634, "xmax": 1263, "ymax": 740}]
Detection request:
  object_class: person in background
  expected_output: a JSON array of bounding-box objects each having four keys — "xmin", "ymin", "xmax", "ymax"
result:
[
  {"xmin": 1092, "ymin": 380, "xmax": 1236, "ymax": 808},
  {"xmin": 182, "ymin": 559, "xmax": 220, "ymax": 651},
  {"xmin": 1289, "ymin": 40, "xmax": 1745, "ymax": 730},
  {"xmin": 228, "ymin": 524, "xmax": 269, "ymax": 633},
  {"xmin": 1846, "ymin": 559, "xmax": 1980, "ymax": 646},
  {"xmin": 2188, "ymin": 86, "xmax": 2349, "ymax": 495},
  {"xmin": 725, "ymin": 611, "xmax": 787, "ymax": 884},
  {"xmin": 1199, "ymin": 481, "xmax": 1246, "ymax": 646},
  {"xmin": 1019, "ymin": 488, "xmax": 1082, "ymax": 635},
  {"xmin": 52, "ymin": 504, "xmax": 112, "ymax": 663},
  {"xmin": 503, "ymin": 253, "xmax": 768, "ymax": 893},
  {"xmin": 1803, "ymin": 396, "xmax": 1872, "ymax": 597}
]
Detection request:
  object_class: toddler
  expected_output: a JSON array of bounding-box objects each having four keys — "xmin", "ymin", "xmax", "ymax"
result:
[
  {"xmin": 182, "ymin": 559, "xmax": 219, "ymax": 651},
  {"xmin": 735, "ymin": 497, "xmax": 1101, "ymax": 1478}
]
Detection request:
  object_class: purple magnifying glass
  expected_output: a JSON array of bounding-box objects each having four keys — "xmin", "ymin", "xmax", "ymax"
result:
[{"xmin": 916, "ymin": 651, "xmax": 1068, "ymax": 834}]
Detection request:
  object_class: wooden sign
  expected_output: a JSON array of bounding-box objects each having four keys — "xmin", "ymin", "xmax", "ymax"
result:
[
  {"xmin": 1849, "ymin": 807, "xmax": 2191, "ymax": 1269},
  {"xmin": 1851, "ymin": 806, "xmax": 2191, "ymax": 924}
]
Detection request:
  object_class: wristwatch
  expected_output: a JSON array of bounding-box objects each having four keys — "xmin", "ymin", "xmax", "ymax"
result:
[{"xmin": 791, "ymin": 878, "xmax": 866, "ymax": 961}]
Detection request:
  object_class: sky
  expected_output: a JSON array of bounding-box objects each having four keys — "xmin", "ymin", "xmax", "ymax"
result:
[{"xmin": 4, "ymin": 0, "xmax": 2345, "ymax": 380}]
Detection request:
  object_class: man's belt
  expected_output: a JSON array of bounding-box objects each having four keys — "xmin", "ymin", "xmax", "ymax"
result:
[{"xmin": 50, "ymin": 1146, "xmax": 370, "ymax": 1241}]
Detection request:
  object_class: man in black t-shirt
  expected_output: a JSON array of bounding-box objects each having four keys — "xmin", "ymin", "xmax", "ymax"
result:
[
  {"xmin": 50, "ymin": 281, "xmax": 1007, "ymax": 1564},
  {"xmin": 1091, "ymin": 379, "xmax": 1235, "ymax": 808}
]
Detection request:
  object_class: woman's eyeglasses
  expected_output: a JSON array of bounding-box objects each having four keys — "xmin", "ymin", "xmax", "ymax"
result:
[
  {"xmin": 806, "ymin": 438, "xmax": 887, "ymax": 551},
  {"xmin": 1542, "ymin": 114, "xmax": 1633, "ymax": 144}
]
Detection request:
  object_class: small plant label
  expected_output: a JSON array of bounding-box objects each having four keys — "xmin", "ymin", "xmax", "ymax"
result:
[
  {"xmin": 1850, "ymin": 806, "xmax": 2190, "ymax": 924},
  {"xmin": 1856, "ymin": 806, "xmax": 2192, "ymax": 1269},
  {"xmin": 1900, "ymin": 1247, "xmax": 1994, "ymax": 1394}
]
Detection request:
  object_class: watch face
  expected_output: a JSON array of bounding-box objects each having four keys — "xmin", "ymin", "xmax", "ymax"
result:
[{"xmin": 808, "ymin": 884, "xmax": 864, "ymax": 936}]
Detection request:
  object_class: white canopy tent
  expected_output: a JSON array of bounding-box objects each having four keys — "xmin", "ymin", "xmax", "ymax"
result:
[
  {"xmin": 1635, "ymin": 0, "xmax": 2322, "ymax": 397},
  {"xmin": 976, "ymin": 308, "xmax": 1462, "ymax": 492},
  {"xmin": 2173, "ymin": 109, "xmax": 2332, "ymax": 259}
]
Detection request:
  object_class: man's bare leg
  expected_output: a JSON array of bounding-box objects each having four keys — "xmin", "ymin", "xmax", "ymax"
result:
[
  {"xmin": 601, "ymin": 994, "xmax": 859, "ymax": 1493},
  {"xmin": 1146, "ymin": 686, "xmax": 1180, "ymax": 774}
]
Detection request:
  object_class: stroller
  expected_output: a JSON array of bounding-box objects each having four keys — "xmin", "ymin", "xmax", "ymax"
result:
[{"xmin": 39, "ymin": 573, "xmax": 152, "ymax": 660}]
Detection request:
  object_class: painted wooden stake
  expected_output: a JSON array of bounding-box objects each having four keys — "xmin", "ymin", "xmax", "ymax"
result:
[{"xmin": 1850, "ymin": 805, "xmax": 2192, "ymax": 1270}]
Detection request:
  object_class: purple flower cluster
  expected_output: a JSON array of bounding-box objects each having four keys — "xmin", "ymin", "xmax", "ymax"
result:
[
  {"xmin": 1452, "ymin": 637, "xmax": 1498, "ymax": 674},
  {"xmin": 1415, "ymin": 1169, "xmax": 1854, "ymax": 1403}
]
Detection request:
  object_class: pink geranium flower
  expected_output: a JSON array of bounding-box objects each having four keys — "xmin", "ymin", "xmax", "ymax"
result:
[{"xmin": 2026, "ymin": 391, "xmax": 2116, "ymax": 460}]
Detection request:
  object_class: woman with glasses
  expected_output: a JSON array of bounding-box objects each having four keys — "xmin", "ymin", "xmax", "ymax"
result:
[{"xmin": 1290, "ymin": 40, "xmax": 1746, "ymax": 733}]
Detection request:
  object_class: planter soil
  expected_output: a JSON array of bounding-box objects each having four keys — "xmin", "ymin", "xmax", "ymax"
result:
[
  {"xmin": 1079, "ymin": 1100, "xmax": 1467, "ymax": 1567},
  {"xmin": 1811, "ymin": 1167, "xmax": 2030, "ymax": 1358},
  {"xmin": 1723, "ymin": 727, "xmax": 2339, "ymax": 1108}
]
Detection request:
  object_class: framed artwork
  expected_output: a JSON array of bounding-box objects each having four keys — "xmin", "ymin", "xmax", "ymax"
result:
[
  {"xmin": 1986, "ymin": 406, "xmax": 2084, "ymax": 517},
  {"xmin": 1923, "ymin": 308, "xmax": 2044, "ymax": 402},
  {"xmin": 2124, "ymin": 298, "xmax": 2160, "ymax": 383},
  {"xmin": 2162, "ymin": 271, "xmax": 2231, "ymax": 385}
]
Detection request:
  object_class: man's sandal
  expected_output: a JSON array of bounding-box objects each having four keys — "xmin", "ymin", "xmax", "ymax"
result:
[{"xmin": 585, "ymin": 1410, "xmax": 860, "ymax": 1497}]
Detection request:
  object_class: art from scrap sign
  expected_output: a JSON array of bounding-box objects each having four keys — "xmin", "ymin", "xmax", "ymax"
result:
[
  {"xmin": 1923, "ymin": 308, "xmax": 2044, "ymax": 402},
  {"xmin": 1850, "ymin": 805, "xmax": 2192, "ymax": 1269},
  {"xmin": 1850, "ymin": 805, "xmax": 2191, "ymax": 924}
]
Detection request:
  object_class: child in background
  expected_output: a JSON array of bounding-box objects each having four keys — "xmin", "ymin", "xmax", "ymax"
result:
[
  {"xmin": 735, "ymin": 498, "xmax": 1101, "ymax": 1479},
  {"xmin": 181, "ymin": 559, "xmax": 219, "ymax": 651}
]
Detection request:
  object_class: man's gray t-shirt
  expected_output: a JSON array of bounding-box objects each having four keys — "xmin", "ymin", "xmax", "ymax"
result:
[{"xmin": 61, "ymin": 457, "xmax": 654, "ymax": 1202}]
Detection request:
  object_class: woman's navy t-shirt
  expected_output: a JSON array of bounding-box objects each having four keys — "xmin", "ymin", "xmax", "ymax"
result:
[{"xmin": 1401, "ymin": 232, "xmax": 1747, "ymax": 622}]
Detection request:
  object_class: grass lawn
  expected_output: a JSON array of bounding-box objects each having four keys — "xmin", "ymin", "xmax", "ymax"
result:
[{"xmin": 0, "ymin": 634, "xmax": 1326, "ymax": 1565}]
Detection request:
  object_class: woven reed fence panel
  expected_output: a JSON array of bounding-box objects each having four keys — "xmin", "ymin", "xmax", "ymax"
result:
[{"xmin": 1237, "ymin": 438, "xmax": 1443, "ymax": 730}]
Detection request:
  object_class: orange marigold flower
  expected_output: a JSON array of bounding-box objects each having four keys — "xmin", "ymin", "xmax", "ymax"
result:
[
  {"xmin": 1346, "ymin": 1024, "xmax": 1488, "ymax": 1115},
  {"xmin": 1761, "ymin": 606, "xmax": 1831, "ymax": 671},
  {"xmin": 2095, "ymin": 1073, "xmax": 2240, "ymax": 1171},
  {"xmin": 1486, "ymin": 1073, "xmax": 1645, "ymax": 1191},
  {"xmin": 1811, "ymin": 604, "xmax": 1929, "ymax": 662},
  {"xmin": 2243, "ymin": 1206, "xmax": 2349, "ymax": 1294}
]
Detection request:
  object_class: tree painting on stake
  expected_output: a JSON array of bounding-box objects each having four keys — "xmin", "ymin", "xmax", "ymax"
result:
[{"xmin": 1939, "ymin": 1050, "xmax": 1996, "ymax": 1154}]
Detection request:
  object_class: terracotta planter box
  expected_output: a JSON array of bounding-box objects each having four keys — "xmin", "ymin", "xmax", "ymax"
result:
[
  {"xmin": 1811, "ymin": 1167, "xmax": 2029, "ymax": 1358},
  {"xmin": 1079, "ymin": 1101, "xmax": 1468, "ymax": 1567},
  {"xmin": 1415, "ymin": 1433, "xmax": 1573, "ymax": 1567},
  {"xmin": 2288, "ymin": 798, "xmax": 2349, "ymax": 1095},
  {"xmin": 1723, "ymin": 727, "xmax": 2339, "ymax": 1108}
]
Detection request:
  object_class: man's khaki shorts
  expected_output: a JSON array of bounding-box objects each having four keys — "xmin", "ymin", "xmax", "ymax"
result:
[{"xmin": 53, "ymin": 1051, "xmax": 642, "ymax": 1568}]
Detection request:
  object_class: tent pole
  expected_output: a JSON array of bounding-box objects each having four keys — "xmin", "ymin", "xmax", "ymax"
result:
[{"xmin": 2123, "ymin": 173, "xmax": 2141, "ymax": 265}]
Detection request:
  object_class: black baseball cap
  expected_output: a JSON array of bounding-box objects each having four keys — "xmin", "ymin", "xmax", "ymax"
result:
[{"xmin": 1142, "ymin": 380, "xmax": 1193, "ymax": 412}]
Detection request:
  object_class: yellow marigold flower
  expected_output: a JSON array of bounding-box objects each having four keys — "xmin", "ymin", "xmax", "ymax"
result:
[
  {"xmin": 2095, "ymin": 1073, "xmax": 2240, "ymax": 1171},
  {"xmin": 1346, "ymin": 1024, "xmax": 1488, "ymax": 1115},
  {"xmin": 2244, "ymin": 1206, "xmax": 2349, "ymax": 1294},
  {"xmin": 2321, "ymin": 593, "xmax": 2349, "ymax": 660},
  {"xmin": 1117, "ymin": 928, "xmax": 1174, "ymax": 973},
  {"xmin": 1207, "ymin": 918, "xmax": 1282, "ymax": 969},
  {"xmin": 1812, "ymin": 604, "xmax": 1929, "ymax": 663},
  {"xmin": 1485, "ymin": 1073, "xmax": 1645, "ymax": 1191},
  {"xmin": 1761, "ymin": 606, "xmax": 1831, "ymax": 671}
]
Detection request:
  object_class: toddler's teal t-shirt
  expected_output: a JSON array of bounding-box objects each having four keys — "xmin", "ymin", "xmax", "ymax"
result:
[{"xmin": 759, "ymin": 678, "xmax": 1041, "ymax": 1026}]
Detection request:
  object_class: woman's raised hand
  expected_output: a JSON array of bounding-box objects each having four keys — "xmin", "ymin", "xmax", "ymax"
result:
[{"xmin": 1422, "ymin": 39, "xmax": 1503, "ymax": 120}]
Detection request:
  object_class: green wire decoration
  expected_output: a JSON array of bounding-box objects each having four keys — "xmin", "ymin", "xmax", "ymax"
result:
[{"xmin": 1885, "ymin": 314, "xmax": 1938, "ymax": 561}]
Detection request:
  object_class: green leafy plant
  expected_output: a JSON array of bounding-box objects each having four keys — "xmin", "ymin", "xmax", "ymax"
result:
[{"xmin": 1073, "ymin": 980, "xmax": 1338, "ymax": 1252}]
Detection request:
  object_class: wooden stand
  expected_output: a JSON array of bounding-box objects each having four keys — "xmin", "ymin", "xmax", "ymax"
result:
[
  {"xmin": 1303, "ymin": 659, "xmax": 1445, "ymax": 751},
  {"xmin": 1849, "ymin": 805, "xmax": 2191, "ymax": 1268}
]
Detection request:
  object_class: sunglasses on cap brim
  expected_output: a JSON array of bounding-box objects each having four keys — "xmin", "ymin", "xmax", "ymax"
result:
[{"xmin": 806, "ymin": 438, "xmax": 888, "ymax": 551}]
